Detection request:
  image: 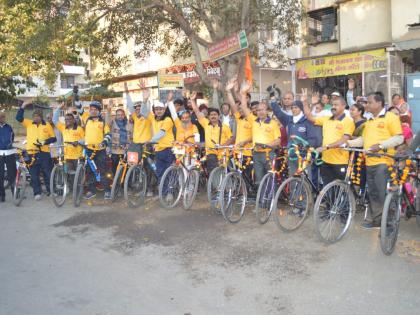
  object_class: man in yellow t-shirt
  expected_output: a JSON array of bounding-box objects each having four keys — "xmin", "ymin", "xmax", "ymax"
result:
[
  {"xmin": 190, "ymin": 92, "xmax": 233, "ymax": 174},
  {"xmin": 303, "ymin": 96, "xmax": 355, "ymax": 186},
  {"xmin": 16, "ymin": 101, "xmax": 57, "ymax": 200},
  {"xmin": 239, "ymin": 83, "xmax": 281, "ymax": 185},
  {"xmin": 52, "ymin": 104, "xmax": 85, "ymax": 173},
  {"xmin": 348, "ymin": 92, "xmax": 403, "ymax": 228},
  {"xmin": 167, "ymin": 99, "xmax": 199, "ymax": 144},
  {"xmin": 83, "ymin": 101, "xmax": 112, "ymax": 200}
]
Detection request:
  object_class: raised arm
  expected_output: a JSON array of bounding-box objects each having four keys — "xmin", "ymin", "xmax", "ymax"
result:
[
  {"xmin": 140, "ymin": 89, "xmax": 151, "ymax": 117},
  {"xmin": 16, "ymin": 101, "xmax": 29, "ymax": 122},
  {"xmin": 167, "ymin": 91, "xmax": 178, "ymax": 121},
  {"xmin": 52, "ymin": 103, "xmax": 65, "ymax": 125},
  {"xmin": 301, "ymin": 88, "xmax": 315, "ymax": 123},
  {"xmin": 190, "ymin": 91, "xmax": 204, "ymax": 120},
  {"xmin": 225, "ymin": 76, "xmax": 238, "ymax": 114},
  {"xmin": 239, "ymin": 81, "xmax": 252, "ymax": 118}
]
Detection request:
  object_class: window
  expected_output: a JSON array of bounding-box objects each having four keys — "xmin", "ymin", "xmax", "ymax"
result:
[
  {"xmin": 307, "ymin": 6, "xmax": 337, "ymax": 44},
  {"xmin": 60, "ymin": 75, "xmax": 75, "ymax": 89}
]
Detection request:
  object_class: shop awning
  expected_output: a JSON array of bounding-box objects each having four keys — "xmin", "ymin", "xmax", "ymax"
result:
[{"xmin": 394, "ymin": 39, "xmax": 420, "ymax": 51}]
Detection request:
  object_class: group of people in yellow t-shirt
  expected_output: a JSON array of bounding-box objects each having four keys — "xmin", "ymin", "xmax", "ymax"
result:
[{"xmin": 14, "ymin": 78, "xmax": 406, "ymax": 229}]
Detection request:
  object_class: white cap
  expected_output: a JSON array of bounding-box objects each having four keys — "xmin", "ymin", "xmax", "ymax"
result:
[
  {"xmin": 153, "ymin": 100, "xmax": 165, "ymax": 108},
  {"xmin": 331, "ymin": 91, "xmax": 341, "ymax": 97}
]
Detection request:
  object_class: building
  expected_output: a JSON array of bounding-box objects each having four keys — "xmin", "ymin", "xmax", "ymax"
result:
[{"xmin": 293, "ymin": 0, "xmax": 420, "ymax": 118}]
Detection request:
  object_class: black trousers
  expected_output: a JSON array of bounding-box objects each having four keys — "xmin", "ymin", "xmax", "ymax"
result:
[
  {"xmin": 86, "ymin": 149, "xmax": 110, "ymax": 193},
  {"xmin": 320, "ymin": 163, "xmax": 347, "ymax": 187},
  {"xmin": 0, "ymin": 154, "xmax": 16, "ymax": 197}
]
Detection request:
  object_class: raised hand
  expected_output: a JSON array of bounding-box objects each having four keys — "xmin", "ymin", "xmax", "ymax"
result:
[
  {"xmin": 190, "ymin": 91, "xmax": 197, "ymax": 100},
  {"xmin": 240, "ymin": 81, "xmax": 251, "ymax": 95},
  {"xmin": 348, "ymin": 79, "xmax": 355, "ymax": 90},
  {"xmin": 167, "ymin": 90, "xmax": 174, "ymax": 102},
  {"xmin": 142, "ymin": 88, "xmax": 150, "ymax": 101},
  {"xmin": 212, "ymin": 78, "xmax": 221, "ymax": 90},
  {"xmin": 311, "ymin": 92, "xmax": 320, "ymax": 105},
  {"xmin": 225, "ymin": 75, "xmax": 238, "ymax": 91},
  {"xmin": 300, "ymin": 88, "xmax": 308, "ymax": 103}
]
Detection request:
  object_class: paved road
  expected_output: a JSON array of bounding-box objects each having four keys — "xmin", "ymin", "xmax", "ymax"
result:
[{"xmin": 0, "ymin": 192, "xmax": 420, "ymax": 315}]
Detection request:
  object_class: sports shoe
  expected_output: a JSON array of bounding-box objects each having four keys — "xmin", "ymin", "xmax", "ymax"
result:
[
  {"xmin": 104, "ymin": 191, "xmax": 112, "ymax": 200},
  {"xmin": 34, "ymin": 194, "xmax": 42, "ymax": 201},
  {"xmin": 84, "ymin": 191, "xmax": 96, "ymax": 200},
  {"xmin": 361, "ymin": 221, "xmax": 380, "ymax": 229}
]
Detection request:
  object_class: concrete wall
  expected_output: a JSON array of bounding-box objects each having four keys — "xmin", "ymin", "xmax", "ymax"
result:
[
  {"xmin": 391, "ymin": 0, "xmax": 420, "ymax": 41},
  {"xmin": 339, "ymin": 0, "xmax": 391, "ymax": 51},
  {"xmin": 306, "ymin": 42, "xmax": 339, "ymax": 57}
]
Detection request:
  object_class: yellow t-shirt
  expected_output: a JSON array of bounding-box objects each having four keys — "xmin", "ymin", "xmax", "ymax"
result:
[
  {"xmin": 148, "ymin": 114, "xmax": 175, "ymax": 152},
  {"xmin": 81, "ymin": 111, "xmax": 90, "ymax": 126},
  {"xmin": 132, "ymin": 114, "xmax": 152, "ymax": 143},
  {"xmin": 314, "ymin": 114, "xmax": 355, "ymax": 165},
  {"xmin": 84, "ymin": 117, "xmax": 110, "ymax": 150},
  {"xmin": 198, "ymin": 117, "xmax": 232, "ymax": 155},
  {"xmin": 246, "ymin": 113, "xmax": 281, "ymax": 152},
  {"xmin": 234, "ymin": 112, "xmax": 253, "ymax": 156},
  {"xmin": 56, "ymin": 123, "xmax": 84, "ymax": 159},
  {"xmin": 21, "ymin": 119, "xmax": 55, "ymax": 153},
  {"xmin": 363, "ymin": 112, "xmax": 403, "ymax": 166},
  {"xmin": 174, "ymin": 119, "xmax": 198, "ymax": 143}
]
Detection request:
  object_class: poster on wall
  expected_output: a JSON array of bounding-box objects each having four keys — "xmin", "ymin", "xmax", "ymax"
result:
[{"xmin": 296, "ymin": 48, "xmax": 387, "ymax": 79}]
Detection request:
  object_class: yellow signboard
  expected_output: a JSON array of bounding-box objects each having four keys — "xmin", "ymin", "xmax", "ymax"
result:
[
  {"xmin": 296, "ymin": 49, "xmax": 387, "ymax": 79},
  {"xmin": 158, "ymin": 74, "xmax": 184, "ymax": 89}
]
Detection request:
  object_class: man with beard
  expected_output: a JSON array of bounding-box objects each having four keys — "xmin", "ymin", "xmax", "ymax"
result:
[
  {"xmin": 168, "ymin": 94, "xmax": 199, "ymax": 144},
  {"xmin": 303, "ymin": 95, "xmax": 355, "ymax": 186}
]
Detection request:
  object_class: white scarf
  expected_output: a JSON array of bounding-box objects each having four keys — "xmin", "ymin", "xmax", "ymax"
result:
[{"xmin": 293, "ymin": 112, "xmax": 304, "ymax": 124}]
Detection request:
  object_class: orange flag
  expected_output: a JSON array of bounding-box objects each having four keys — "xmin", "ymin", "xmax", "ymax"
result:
[{"xmin": 244, "ymin": 51, "xmax": 253, "ymax": 84}]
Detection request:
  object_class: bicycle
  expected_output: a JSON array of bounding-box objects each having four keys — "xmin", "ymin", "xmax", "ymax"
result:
[
  {"xmin": 254, "ymin": 143, "xmax": 288, "ymax": 224},
  {"xmin": 159, "ymin": 142, "xmax": 202, "ymax": 210},
  {"xmin": 219, "ymin": 147, "xmax": 256, "ymax": 223},
  {"xmin": 380, "ymin": 152, "xmax": 419, "ymax": 255},
  {"xmin": 313, "ymin": 147, "xmax": 371, "ymax": 244},
  {"xmin": 50, "ymin": 144, "xmax": 67, "ymax": 207},
  {"xmin": 13, "ymin": 148, "xmax": 36, "ymax": 206},
  {"xmin": 72, "ymin": 144, "xmax": 103, "ymax": 207},
  {"xmin": 207, "ymin": 145, "xmax": 234, "ymax": 213},
  {"xmin": 124, "ymin": 143, "xmax": 156, "ymax": 208},
  {"xmin": 271, "ymin": 140, "xmax": 323, "ymax": 232},
  {"xmin": 110, "ymin": 145, "xmax": 129, "ymax": 202}
]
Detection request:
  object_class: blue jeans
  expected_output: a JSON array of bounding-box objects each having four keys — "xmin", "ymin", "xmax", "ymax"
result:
[
  {"xmin": 29, "ymin": 151, "xmax": 53, "ymax": 196},
  {"xmin": 155, "ymin": 148, "xmax": 175, "ymax": 183}
]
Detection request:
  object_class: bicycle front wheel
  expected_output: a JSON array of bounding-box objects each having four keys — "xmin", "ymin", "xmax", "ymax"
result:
[
  {"xmin": 50, "ymin": 164, "xmax": 67, "ymax": 207},
  {"xmin": 380, "ymin": 191, "xmax": 400, "ymax": 255},
  {"xmin": 207, "ymin": 166, "xmax": 226, "ymax": 212},
  {"xmin": 313, "ymin": 180, "xmax": 355, "ymax": 244},
  {"xmin": 220, "ymin": 172, "xmax": 247, "ymax": 223},
  {"xmin": 124, "ymin": 165, "xmax": 147, "ymax": 208},
  {"xmin": 183, "ymin": 169, "xmax": 200, "ymax": 210},
  {"xmin": 13, "ymin": 166, "xmax": 27, "ymax": 207},
  {"xmin": 72, "ymin": 164, "xmax": 85, "ymax": 207},
  {"xmin": 255, "ymin": 173, "xmax": 277, "ymax": 224},
  {"xmin": 159, "ymin": 165, "xmax": 184, "ymax": 209},
  {"xmin": 110, "ymin": 165, "xmax": 124, "ymax": 202},
  {"xmin": 272, "ymin": 176, "xmax": 312, "ymax": 232}
]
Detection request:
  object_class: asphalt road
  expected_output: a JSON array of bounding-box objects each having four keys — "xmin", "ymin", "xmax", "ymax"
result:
[{"xmin": 0, "ymin": 191, "xmax": 420, "ymax": 315}]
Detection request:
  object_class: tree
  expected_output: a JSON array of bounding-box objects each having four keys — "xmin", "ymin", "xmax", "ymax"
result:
[
  {"xmin": 1, "ymin": 0, "xmax": 302, "ymax": 91},
  {"xmin": 0, "ymin": 0, "xmax": 81, "ymax": 102}
]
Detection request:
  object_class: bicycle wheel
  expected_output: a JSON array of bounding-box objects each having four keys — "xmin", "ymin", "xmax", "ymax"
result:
[
  {"xmin": 124, "ymin": 165, "xmax": 147, "ymax": 208},
  {"xmin": 13, "ymin": 166, "xmax": 27, "ymax": 207},
  {"xmin": 380, "ymin": 191, "xmax": 400, "ymax": 255},
  {"xmin": 159, "ymin": 165, "xmax": 184, "ymax": 209},
  {"xmin": 207, "ymin": 166, "xmax": 225, "ymax": 212},
  {"xmin": 313, "ymin": 180, "xmax": 355, "ymax": 244},
  {"xmin": 220, "ymin": 172, "xmax": 247, "ymax": 223},
  {"xmin": 110, "ymin": 165, "xmax": 124, "ymax": 202},
  {"xmin": 72, "ymin": 164, "xmax": 85, "ymax": 207},
  {"xmin": 50, "ymin": 164, "xmax": 67, "ymax": 207},
  {"xmin": 255, "ymin": 173, "xmax": 277, "ymax": 224},
  {"xmin": 183, "ymin": 169, "xmax": 199, "ymax": 210},
  {"xmin": 273, "ymin": 176, "xmax": 312, "ymax": 232}
]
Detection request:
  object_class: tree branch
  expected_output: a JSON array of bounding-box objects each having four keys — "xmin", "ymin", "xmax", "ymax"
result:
[{"xmin": 190, "ymin": 37, "xmax": 211, "ymax": 86}]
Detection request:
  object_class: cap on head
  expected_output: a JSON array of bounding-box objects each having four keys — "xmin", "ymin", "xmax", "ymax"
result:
[
  {"xmin": 89, "ymin": 101, "xmax": 102, "ymax": 111},
  {"xmin": 33, "ymin": 109, "xmax": 43, "ymax": 118},
  {"xmin": 133, "ymin": 101, "xmax": 142, "ymax": 108},
  {"xmin": 330, "ymin": 91, "xmax": 341, "ymax": 97},
  {"xmin": 153, "ymin": 100, "xmax": 165, "ymax": 109},
  {"xmin": 292, "ymin": 100, "xmax": 304, "ymax": 112},
  {"xmin": 358, "ymin": 96, "xmax": 368, "ymax": 103}
]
